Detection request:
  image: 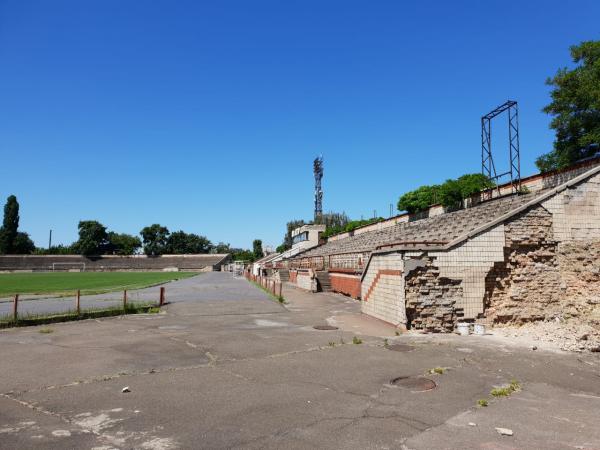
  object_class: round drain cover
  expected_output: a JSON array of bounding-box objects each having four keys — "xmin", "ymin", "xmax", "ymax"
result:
[
  {"xmin": 386, "ymin": 344, "xmax": 414, "ymax": 352},
  {"xmin": 313, "ymin": 325, "xmax": 339, "ymax": 331},
  {"xmin": 390, "ymin": 376, "xmax": 436, "ymax": 392}
]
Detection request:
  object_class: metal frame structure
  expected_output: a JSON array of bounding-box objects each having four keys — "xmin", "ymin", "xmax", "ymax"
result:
[
  {"xmin": 481, "ymin": 100, "xmax": 521, "ymax": 196},
  {"xmin": 313, "ymin": 156, "xmax": 323, "ymax": 221}
]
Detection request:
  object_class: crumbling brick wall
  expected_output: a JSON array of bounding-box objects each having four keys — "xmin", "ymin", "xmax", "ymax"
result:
[
  {"xmin": 484, "ymin": 205, "xmax": 600, "ymax": 324},
  {"xmin": 556, "ymin": 241, "xmax": 600, "ymax": 319},
  {"xmin": 405, "ymin": 259, "xmax": 463, "ymax": 332}
]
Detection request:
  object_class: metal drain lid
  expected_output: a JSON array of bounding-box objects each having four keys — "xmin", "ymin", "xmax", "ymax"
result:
[
  {"xmin": 390, "ymin": 376, "xmax": 436, "ymax": 392},
  {"xmin": 313, "ymin": 325, "xmax": 339, "ymax": 330}
]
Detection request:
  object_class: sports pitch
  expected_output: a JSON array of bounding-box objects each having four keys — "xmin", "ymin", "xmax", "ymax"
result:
[{"xmin": 0, "ymin": 271, "xmax": 197, "ymax": 296}]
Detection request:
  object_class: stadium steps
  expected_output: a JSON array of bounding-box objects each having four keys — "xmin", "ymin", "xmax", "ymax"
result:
[{"xmin": 315, "ymin": 271, "xmax": 332, "ymax": 292}]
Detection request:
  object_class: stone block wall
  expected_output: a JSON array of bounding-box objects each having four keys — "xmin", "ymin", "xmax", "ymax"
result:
[
  {"xmin": 361, "ymin": 253, "xmax": 405, "ymax": 326},
  {"xmin": 296, "ymin": 270, "xmax": 317, "ymax": 292},
  {"xmin": 430, "ymin": 225, "xmax": 505, "ymax": 318}
]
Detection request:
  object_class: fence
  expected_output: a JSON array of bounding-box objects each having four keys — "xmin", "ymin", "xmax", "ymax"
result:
[
  {"xmin": 245, "ymin": 273, "xmax": 283, "ymax": 299},
  {"xmin": 280, "ymin": 251, "xmax": 371, "ymax": 272},
  {"xmin": 2, "ymin": 286, "xmax": 167, "ymax": 324}
]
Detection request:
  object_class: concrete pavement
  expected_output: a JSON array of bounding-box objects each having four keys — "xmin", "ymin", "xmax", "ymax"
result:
[{"xmin": 0, "ymin": 272, "xmax": 599, "ymax": 449}]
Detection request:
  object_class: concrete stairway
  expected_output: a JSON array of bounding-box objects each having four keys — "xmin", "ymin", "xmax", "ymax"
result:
[
  {"xmin": 278, "ymin": 269, "xmax": 290, "ymax": 282},
  {"xmin": 315, "ymin": 271, "xmax": 332, "ymax": 292}
]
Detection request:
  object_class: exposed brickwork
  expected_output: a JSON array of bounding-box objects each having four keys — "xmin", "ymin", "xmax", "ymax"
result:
[
  {"xmin": 329, "ymin": 272, "xmax": 362, "ymax": 299},
  {"xmin": 405, "ymin": 260, "xmax": 463, "ymax": 332},
  {"xmin": 484, "ymin": 206, "xmax": 559, "ymax": 323}
]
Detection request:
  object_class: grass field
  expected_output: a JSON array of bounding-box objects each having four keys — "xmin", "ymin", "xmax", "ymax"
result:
[{"xmin": 0, "ymin": 271, "xmax": 197, "ymax": 296}]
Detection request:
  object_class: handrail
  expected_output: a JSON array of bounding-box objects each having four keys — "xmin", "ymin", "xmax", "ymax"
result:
[{"xmin": 375, "ymin": 240, "xmax": 448, "ymax": 250}]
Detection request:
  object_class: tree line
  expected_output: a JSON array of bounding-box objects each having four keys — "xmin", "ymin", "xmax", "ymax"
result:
[{"xmin": 0, "ymin": 195, "xmax": 264, "ymax": 259}]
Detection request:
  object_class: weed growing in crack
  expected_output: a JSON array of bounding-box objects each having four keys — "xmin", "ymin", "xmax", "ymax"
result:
[
  {"xmin": 509, "ymin": 379, "xmax": 521, "ymax": 392},
  {"xmin": 328, "ymin": 341, "xmax": 336, "ymax": 347},
  {"xmin": 477, "ymin": 399, "xmax": 488, "ymax": 407},
  {"xmin": 352, "ymin": 336, "xmax": 363, "ymax": 345},
  {"xmin": 491, "ymin": 387, "xmax": 512, "ymax": 397},
  {"xmin": 39, "ymin": 327, "xmax": 54, "ymax": 334},
  {"xmin": 429, "ymin": 367, "xmax": 445, "ymax": 375},
  {"xmin": 383, "ymin": 338, "xmax": 389, "ymax": 347}
]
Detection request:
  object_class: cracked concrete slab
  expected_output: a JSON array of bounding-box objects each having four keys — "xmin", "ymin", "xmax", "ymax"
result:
[{"xmin": 1, "ymin": 272, "xmax": 599, "ymax": 449}]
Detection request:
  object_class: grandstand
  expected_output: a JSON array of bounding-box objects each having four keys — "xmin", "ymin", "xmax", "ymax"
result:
[
  {"xmin": 278, "ymin": 157, "xmax": 600, "ymax": 332},
  {"xmin": 0, "ymin": 254, "xmax": 231, "ymax": 273}
]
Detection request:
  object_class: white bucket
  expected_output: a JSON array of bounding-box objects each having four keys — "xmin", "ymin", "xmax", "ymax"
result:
[
  {"xmin": 473, "ymin": 324, "xmax": 486, "ymax": 335},
  {"xmin": 456, "ymin": 323, "xmax": 470, "ymax": 336}
]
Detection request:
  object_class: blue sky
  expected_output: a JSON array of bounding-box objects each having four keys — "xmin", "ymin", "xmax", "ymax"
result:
[{"xmin": 1, "ymin": 1, "xmax": 599, "ymax": 250}]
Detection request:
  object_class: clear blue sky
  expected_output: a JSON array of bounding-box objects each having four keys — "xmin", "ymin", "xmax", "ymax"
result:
[{"xmin": 1, "ymin": 1, "xmax": 599, "ymax": 250}]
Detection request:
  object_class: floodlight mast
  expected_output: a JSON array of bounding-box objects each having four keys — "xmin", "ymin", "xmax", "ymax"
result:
[
  {"xmin": 314, "ymin": 156, "xmax": 323, "ymax": 221},
  {"xmin": 481, "ymin": 100, "xmax": 521, "ymax": 198}
]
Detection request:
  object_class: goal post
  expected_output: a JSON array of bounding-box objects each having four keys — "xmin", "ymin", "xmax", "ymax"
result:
[{"xmin": 51, "ymin": 262, "xmax": 86, "ymax": 272}]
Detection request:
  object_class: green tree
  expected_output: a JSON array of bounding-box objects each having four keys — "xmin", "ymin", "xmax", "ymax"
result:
[
  {"xmin": 397, "ymin": 185, "xmax": 440, "ymax": 214},
  {"xmin": 232, "ymin": 249, "xmax": 255, "ymax": 262},
  {"xmin": 536, "ymin": 40, "xmax": 600, "ymax": 172},
  {"xmin": 73, "ymin": 220, "xmax": 108, "ymax": 256},
  {"xmin": 281, "ymin": 219, "xmax": 306, "ymax": 250},
  {"xmin": 106, "ymin": 232, "xmax": 142, "ymax": 255},
  {"xmin": 167, "ymin": 231, "xmax": 212, "ymax": 254},
  {"xmin": 12, "ymin": 232, "xmax": 35, "ymax": 254},
  {"xmin": 438, "ymin": 179, "xmax": 463, "ymax": 210},
  {"xmin": 314, "ymin": 212, "xmax": 349, "ymax": 230},
  {"xmin": 0, "ymin": 195, "xmax": 20, "ymax": 254},
  {"xmin": 252, "ymin": 239, "xmax": 264, "ymax": 259},
  {"xmin": 212, "ymin": 242, "xmax": 231, "ymax": 253},
  {"xmin": 456, "ymin": 173, "xmax": 495, "ymax": 198},
  {"xmin": 34, "ymin": 244, "xmax": 75, "ymax": 255},
  {"xmin": 140, "ymin": 224, "xmax": 170, "ymax": 256}
]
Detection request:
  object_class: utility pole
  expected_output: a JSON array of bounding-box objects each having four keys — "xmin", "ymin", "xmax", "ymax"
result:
[{"xmin": 48, "ymin": 230, "xmax": 52, "ymax": 249}]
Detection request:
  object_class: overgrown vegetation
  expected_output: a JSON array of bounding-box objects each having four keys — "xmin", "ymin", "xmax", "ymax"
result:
[
  {"xmin": 536, "ymin": 40, "xmax": 600, "ymax": 172},
  {"xmin": 248, "ymin": 279, "xmax": 286, "ymax": 304},
  {"xmin": 321, "ymin": 217, "xmax": 385, "ymax": 239},
  {"xmin": 397, "ymin": 173, "xmax": 494, "ymax": 214},
  {"xmin": 352, "ymin": 336, "xmax": 363, "ymax": 344},
  {"xmin": 0, "ymin": 302, "xmax": 159, "ymax": 329}
]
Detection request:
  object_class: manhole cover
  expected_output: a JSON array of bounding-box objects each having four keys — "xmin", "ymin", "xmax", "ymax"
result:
[
  {"xmin": 386, "ymin": 344, "xmax": 414, "ymax": 352},
  {"xmin": 313, "ymin": 325, "xmax": 339, "ymax": 331},
  {"xmin": 390, "ymin": 376, "xmax": 436, "ymax": 392}
]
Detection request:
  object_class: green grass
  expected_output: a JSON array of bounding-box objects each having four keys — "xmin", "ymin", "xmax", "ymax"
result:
[
  {"xmin": 0, "ymin": 272, "xmax": 197, "ymax": 296},
  {"xmin": 0, "ymin": 302, "xmax": 158, "ymax": 329},
  {"xmin": 248, "ymin": 280, "xmax": 286, "ymax": 304}
]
